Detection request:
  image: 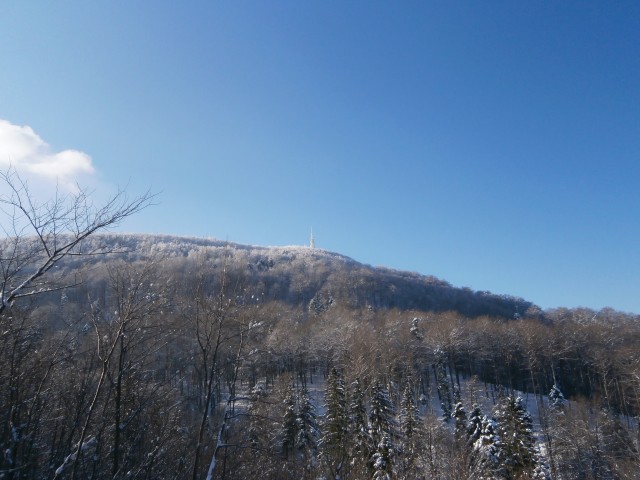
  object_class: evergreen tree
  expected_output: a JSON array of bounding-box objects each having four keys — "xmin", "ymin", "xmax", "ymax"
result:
[
  {"xmin": 452, "ymin": 400, "xmax": 468, "ymax": 442},
  {"xmin": 369, "ymin": 381, "xmax": 396, "ymax": 478},
  {"xmin": 434, "ymin": 349, "xmax": 452, "ymax": 420},
  {"xmin": 296, "ymin": 383, "xmax": 318, "ymax": 452},
  {"xmin": 369, "ymin": 381, "xmax": 396, "ymax": 443},
  {"xmin": 319, "ymin": 367, "xmax": 348, "ymax": 479},
  {"xmin": 349, "ymin": 378, "xmax": 372, "ymax": 478},
  {"xmin": 467, "ymin": 404, "xmax": 484, "ymax": 447},
  {"xmin": 548, "ymin": 384, "xmax": 566, "ymax": 411},
  {"xmin": 399, "ymin": 382, "xmax": 418, "ymax": 440},
  {"xmin": 494, "ymin": 395, "xmax": 537, "ymax": 479},
  {"xmin": 281, "ymin": 384, "xmax": 298, "ymax": 458},
  {"xmin": 350, "ymin": 378, "xmax": 370, "ymax": 450},
  {"xmin": 372, "ymin": 434, "xmax": 394, "ymax": 480},
  {"xmin": 398, "ymin": 380, "xmax": 421, "ymax": 478},
  {"xmin": 409, "ymin": 317, "xmax": 423, "ymax": 340},
  {"xmin": 453, "ymin": 385, "xmax": 462, "ymax": 404},
  {"xmin": 472, "ymin": 414, "xmax": 502, "ymax": 479},
  {"xmin": 467, "ymin": 404, "xmax": 492, "ymax": 478},
  {"xmin": 531, "ymin": 445, "xmax": 552, "ymax": 480}
]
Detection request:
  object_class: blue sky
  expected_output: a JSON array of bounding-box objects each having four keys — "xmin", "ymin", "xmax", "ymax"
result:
[{"xmin": 1, "ymin": 1, "xmax": 639, "ymax": 312}]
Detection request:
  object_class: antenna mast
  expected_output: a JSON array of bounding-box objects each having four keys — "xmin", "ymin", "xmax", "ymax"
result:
[{"xmin": 310, "ymin": 227, "xmax": 315, "ymax": 249}]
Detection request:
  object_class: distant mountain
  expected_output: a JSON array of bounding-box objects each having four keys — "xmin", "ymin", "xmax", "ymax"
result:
[{"xmin": 59, "ymin": 233, "xmax": 537, "ymax": 320}]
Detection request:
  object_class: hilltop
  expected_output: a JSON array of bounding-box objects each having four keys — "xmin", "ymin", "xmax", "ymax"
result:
[{"xmin": 60, "ymin": 233, "xmax": 537, "ymax": 320}]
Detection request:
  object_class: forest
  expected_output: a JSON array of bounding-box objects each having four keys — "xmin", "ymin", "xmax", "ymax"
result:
[{"xmin": 1, "ymin": 174, "xmax": 639, "ymax": 479}]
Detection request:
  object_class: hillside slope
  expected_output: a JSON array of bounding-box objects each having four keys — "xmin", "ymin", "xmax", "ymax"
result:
[{"xmin": 63, "ymin": 233, "xmax": 536, "ymax": 319}]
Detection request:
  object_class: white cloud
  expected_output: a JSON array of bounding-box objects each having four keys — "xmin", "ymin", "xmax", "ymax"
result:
[{"xmin": 0, "ymin": 119, "xmax": 96, "ymax": 191}]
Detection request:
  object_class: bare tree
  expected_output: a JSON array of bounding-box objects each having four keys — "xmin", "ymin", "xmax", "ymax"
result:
[
  {"xmin": 189, "ymin": 259, "xmax": 235, "ymax": 480},
  {"xmin": 0, "ymin": 166, "xmax": 154, "ymax": 313},
  {"xmin": 66, "ymin": 261, "xmax": 178, "ymax": 479},
  {"xmin": 0, "ymin": 167, "xmax": 154, "ymax": 479}
]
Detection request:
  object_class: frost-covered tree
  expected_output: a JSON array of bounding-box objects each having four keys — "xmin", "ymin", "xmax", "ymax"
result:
[
  {"xmin": 467, "ymin": 404, "xmax": 484, "ymax": 447},
  {"xmin": 246, "ymin": 385, "xmax": 268, "ymax": 451},
  {"xmin": 369, "ymin": 381, "xmax": 396, "ymax": 478},
  {"xmin": 494, "ymin": 395, "xmax": 537, "ymax": 479},
  {"xmin": 0, "ymin": 169, "xmax": 155, "ymax": 478},
  {"xmin": 279, "ymin": 381, "xmax": 318, "ymax": 468},
  {"xmin": 399, "ymin": 382, "xmax": 418, "ymax": 440},
  {"xmin": 434, "ymin": 349, "xmax": 452, "ymax": 420},
  {"xmin": 550, "ymin": 404, "xmax": 618, "ymax": 480},
  {"xmin": 452, "ymin": 401, "xmax": 468, "ymax": 442},
  {"xmin": 531, "ymin": 445, "xmax": 552, "ymax": 480},
  {"xmin": 372, "ymin": 434, "xmax": 394, "ymax": 480},
  {"xmin": 409, "ymin": 317, "xmax": 423, "ymax": 340},
  {"xmin": 398, "ymin": 381, "xmax": 422, "ymax": 478},
  {"xmin": 319, "ymin": 367, "xmax": 348, "ymax": 479},
  {"xmin": 369, "ymin": 381, "xmax": 396, "ymax": 443},
  {"xmin": 0, "ymin": 167, "xmax": 154, "ymax": 314},
  {"xmin": 281, "ymin": 384, "xmax": 298, "ymax": 458},
  {"xmin": 599, "ymin": 408, "xmax": 639, "ymax": 476},
  {"xmin": 549, "ymin": 384, "xmax": 566, "ymax": 411},
  {"xmin": 472, "ymin": 415, "xmax": 502, "ymax": 479},
  {"xmin": 349, "ymin": 378, "xmax": 371, "ymax": 477},
  {"xmin": 296, "ymin": 384, "xmax": 319, "ymax": 452}
]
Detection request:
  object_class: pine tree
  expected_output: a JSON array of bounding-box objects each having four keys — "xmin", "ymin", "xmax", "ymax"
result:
[
  {"xmin": 549, "ymin": 384, "xmax": 566, "ymax": 411},
  {"xmin": 398, "ymin": 380, "xmax": 421, "ymax": 478},
  {"xmin": 349, "ymin": 378, "xmax": 371, "ymax": 478},
  {"xmin": 467, "ymin": 404, "xmax": 484, "ymax": 447},
  {"xmin": 372, "ymin": 434, "xmax": 394, "ymax": 480},
  {"xmin": 409, "ymin": 317, "xmax": 423, "ymax": 340},
  {"xmin": 494, "ymin": 395, "xmax": 537, "ymax": 478},
  {"xmin": 369, "ymin": 381, "xmax": 396, "ymax": 443},
  {"xmin": 453, "ymin": 385, "xmax": 462, "ymax": 404},
  {"xmin": 296, "ymin": 384, "xmax": 318, "ymax": 452},
  {"xmin": 472, "ymin": 414, "xmax": 502, "ymax": 479},
  {"xmin": 452, "ymin": 401, "xmax": 468, "ymax": 442},
  {"xmin": 369, "ymin": 381, "xmax": 396, "ymax": 478},
  {"xmin": 434, "ymin": 349, "xmax": 452, "ymax": 420},
  {"xmin": 399, "ymin": 382, "xmax": 418, "ymax": 440},
  {"xmin": 531, "ymin": 445, "xmax": 552, "ymax": 480},
  {"xmin": 281, "ymin": 384, "xmax": 298, "ymax": 458},
  {"xmin": 319, "ymin": 367, "xmax": 348, "ymax": 478}
]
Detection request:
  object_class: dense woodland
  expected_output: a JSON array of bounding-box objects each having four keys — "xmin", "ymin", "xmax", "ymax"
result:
[{"xmin": 1, "ymin": 176, "xmax": 639, "ymax": 479}]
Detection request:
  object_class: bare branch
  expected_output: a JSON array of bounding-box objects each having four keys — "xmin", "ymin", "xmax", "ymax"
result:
[{"xmin": 0, "ymin": 166, "xmax": 156, "ymax": 313}]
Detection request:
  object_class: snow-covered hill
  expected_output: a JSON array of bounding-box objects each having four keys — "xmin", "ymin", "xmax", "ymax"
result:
[{"xmin": 60, "ymin": 233, "xmax": 536, "ymax": 319}]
